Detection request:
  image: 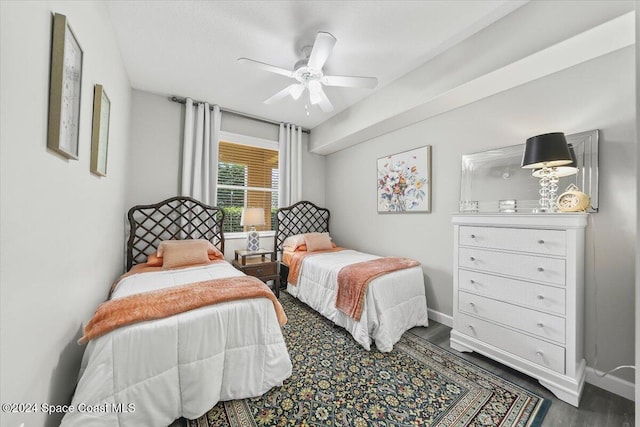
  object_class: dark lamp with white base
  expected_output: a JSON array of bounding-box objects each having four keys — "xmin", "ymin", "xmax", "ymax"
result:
[
  {"xmin": 240, "ymin": 207, "xmax": 265, "ymax": 251},
  {"xmin": 521, "ymin": 132, "xmax": 573, "ymax": 212}
]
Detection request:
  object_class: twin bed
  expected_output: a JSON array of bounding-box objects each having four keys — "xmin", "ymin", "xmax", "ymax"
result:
[
  {"xmin": 61, "ymin": 197, "xmax": 292, "ymax": 427},
  {"xmin": 62, "ymin": 197, "xmax": 428, "ymax": 426},
  {"xmin": 275, "ymin": 200, "xmax": 429, "ymax": 352}
]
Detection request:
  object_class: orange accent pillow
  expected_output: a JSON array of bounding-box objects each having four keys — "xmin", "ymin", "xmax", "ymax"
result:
[
  {"xmin": 208, "ymin": 252, "xmax": 223, "ymax": 261},
  {"xmin": 157, "ymin": 239, "xmax": 223, "ymax": 258},
  {"xmin": 304, "ymin": 232, "xmax": 333, "ymax": 252},
  {"xmin": 294, "ymin": 242, "xmax": 336, "ymax": 252},
  {"xmin": 146, "ymin": 253, "xmax": 163, "ymax": 267},
  {"xmin": 146, "ymin": 251, "xmax": 222, "ymax": 267},
  {"xmin": 284, "ymin": 233, "xmax": 333, "ymax": 251},
  {"xmin": 157, "ymin": 240, "xmax": 223, "ymax": 269},
  {"xmin": 283, "ymin": 234, "xmax": 306, "ymax": 251}
]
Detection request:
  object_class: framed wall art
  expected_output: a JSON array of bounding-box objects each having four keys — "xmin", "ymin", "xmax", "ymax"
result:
[
  {"xmin": 377, "ymin": 145, "xmax": 432, "ymax": 213},
  {"xmin": 90, "ymin": 84, "xmax": 111, "ymax": 176},
  {"xmin": 47, "ymin": 13, "xmax": 83, "ymax": 159}
]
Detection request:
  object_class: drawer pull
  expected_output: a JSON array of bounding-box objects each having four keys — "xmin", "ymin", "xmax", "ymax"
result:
[
  {"xmin": 536, "ymin": 294, "xmax": 545, "ymax": 300},
  {"xmin": 468, "ymin": 325, "xmax": 475, "ymax": 332},
  {"xmin": 470, "ymin": 279, "xmax": 475, "ymax": 284},
  {"xmin": 470, "ymin": 234, "xmax": 476, "ymax": 239},
  {"xmin": 536, "ymin": 322, "xmax": 544, "ymax": 328},
  {"xmin": 468, "ymin": 302, "xmax": 475, "ymax": 308},
  {"xmin": 537, "ymin": 267, "xmax": 544, "ymax": 272},
  {"xmin": 470, "ymin": 256, "xmax": 476, "ymax": 261},
  {"xmin": 535, "ymin": 351, "xmax": 544, "ymax": 357},
  {"xmin": 538, "ymin": 239, "xmax": 545, "ymax": 244},
  {"xmin": 256, "ymin": 269, "xmax": 263, "ymax": 274}
]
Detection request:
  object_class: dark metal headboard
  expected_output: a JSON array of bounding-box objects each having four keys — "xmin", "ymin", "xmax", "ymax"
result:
[
  {"xmin": 126, "ymin": 196, "xmax": 225, "ymax": 269},
  {"xmin": 274, "ymin": 201, "xmax": 330, "ymax": 252}
]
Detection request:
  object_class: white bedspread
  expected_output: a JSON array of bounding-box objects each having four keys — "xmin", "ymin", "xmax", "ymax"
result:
[
  {"xmin": 286, "ymin": 250, "xmax": 428, "ymax": 352},
  {"xmin": 61, "ymin": 262, "xmax": 292, "ymax": 427}
]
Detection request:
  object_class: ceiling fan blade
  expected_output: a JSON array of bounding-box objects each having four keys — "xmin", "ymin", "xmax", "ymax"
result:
[
  {"xmin": 264, "ymin": 84, "xmax": 301, "ymax": 104},
  {"xmin": 312, "ymin": 87, "xmax": 334, "ymax": 112},
  {"xmin": 237, "ymin": 58, "xmax": 294, "ymax": 78},
  {"xmin": 307, "ymin": 32, "xmax": 336, "ymax": 70},
  {"xmin": 289, "ymin": 84, "xmax": 305, "ymax": 100},
  {"xmin": 322, "ymin": 75, "xmax": 378, "ymax": 89}
]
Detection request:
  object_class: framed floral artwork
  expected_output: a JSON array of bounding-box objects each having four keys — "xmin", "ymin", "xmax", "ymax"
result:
[
  {"xmin": 377, "ymin": 146, "xmax": 431, "ymax": 213},
  {"xmin": 47, "ymin": 13, "xmax": 83, "ymax": 159}
]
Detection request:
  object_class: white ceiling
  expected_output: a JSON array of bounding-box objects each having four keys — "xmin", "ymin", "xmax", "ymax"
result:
[{"xmin": 106, "ymin": 0, "xmax": 523, "ymax": 129}]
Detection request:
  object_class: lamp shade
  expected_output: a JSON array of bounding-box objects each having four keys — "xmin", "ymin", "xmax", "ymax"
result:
[
  {"xmin": 240, "ymin": 207, "xmax": 265, "ymax": 227},
  {"xmin": 521, "ymin": 132, "xmax": 573, "ymax": 169},
  {"xmin": 532, "ymin": 143, "xmax": 578, "ymax": 178}
]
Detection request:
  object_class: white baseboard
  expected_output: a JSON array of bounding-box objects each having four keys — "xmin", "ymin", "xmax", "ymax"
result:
[
  {"xmin": 428, "ymin": 308, "xmax": 453, "ymax": 327},
  {"xmin": 585, "ymin": 367, "xmax": 635, "ymax": 401}
]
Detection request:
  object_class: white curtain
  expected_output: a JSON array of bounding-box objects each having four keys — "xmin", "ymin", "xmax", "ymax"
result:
[
  {"xmin": 278, "ymin": 123, "xmax": 303, "ymax": 207},
  {"xmin": 181, "ymin": 98, "xmax": 221, "ymax": 204}
]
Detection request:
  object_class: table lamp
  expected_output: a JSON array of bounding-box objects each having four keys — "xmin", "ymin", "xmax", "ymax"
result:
[
  {"xmin": 241, "ymin": 207, "xmax": 265, "ymax": 251},
  {"xmin": 521, "ymin": 132, "xmax": 573, "ymax": 212},
  {"xmin": 532, "ymin": 143, "xmax": 578, "ymax": 178}
]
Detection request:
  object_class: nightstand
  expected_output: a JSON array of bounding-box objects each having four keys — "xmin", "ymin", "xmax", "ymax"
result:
[{"xmin": 232, "ymin": 249, "xmax": 279, "ymax": 298}]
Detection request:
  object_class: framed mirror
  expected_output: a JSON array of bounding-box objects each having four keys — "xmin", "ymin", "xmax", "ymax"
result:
[{"xmin": 460, "ymin": 129, "xmax": 599, "ymax": 213}]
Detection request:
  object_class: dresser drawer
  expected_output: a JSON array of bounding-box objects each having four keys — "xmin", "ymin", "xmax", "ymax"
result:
[
  {"xmin": 459, "ymin": 226, "xmax": 566, "ymax": 256},
  {"xmin": 457, "ymin": 313, "xmax": 565, "ymax": 373},
  {"xmin": 459, "ymin": 291, "xmax": 565, "ymax": 343},
  {"xmin": 242, "ymin": 262, "xmax": 277, "ymax": 277},
  {"xmin": 459, "ymin": 270, "xmax": 566, "ymax": 315},
  {"xmin": 459, "ymin": 247, "xmax": 566, "ymax": 286}
]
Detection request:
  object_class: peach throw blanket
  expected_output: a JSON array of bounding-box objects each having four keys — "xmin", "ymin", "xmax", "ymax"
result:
[
  {"xmin": 336, "ymin": 257, "xmax": 420, "ymax": 321},
  {"xmin": 80, "ymin": 276, "xmax": 287, "ymax": 343},
  {"xmin": 286, "ymin": 247, "xmax": 345, "ymax": 285}
]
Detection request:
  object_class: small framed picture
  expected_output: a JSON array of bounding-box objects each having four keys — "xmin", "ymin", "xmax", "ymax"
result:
[
  {"xmin": 47, "ymin": 13, "xmax": 83, "ymax": 159},
  {"xmin": 90, "ymin": 84, "xmax": 111, "ymax": 176}
]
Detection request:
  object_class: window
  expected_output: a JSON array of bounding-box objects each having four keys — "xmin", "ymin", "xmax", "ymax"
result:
[{"xmin": 216, "ymin": 137, "xmax": 278, "ymax": 233}]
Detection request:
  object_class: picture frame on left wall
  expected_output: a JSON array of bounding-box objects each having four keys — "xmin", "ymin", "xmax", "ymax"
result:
[
  {"xmin": 47, "ymin": 13, "xmax": 83, "ymax": 160},
  {"xmin": 90, "ymin": 84, "xmax": 110, "ymax": 176}
]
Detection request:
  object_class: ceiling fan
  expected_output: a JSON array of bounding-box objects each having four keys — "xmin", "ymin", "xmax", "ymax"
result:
[{"xmin": 238, "ymin": 32, "xmax": 378, "ymax": 113}]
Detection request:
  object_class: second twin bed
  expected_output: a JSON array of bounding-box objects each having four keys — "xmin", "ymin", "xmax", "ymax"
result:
[{"xmin": 275, "ymin": 200, "xmax": 429, "ymax": 352}]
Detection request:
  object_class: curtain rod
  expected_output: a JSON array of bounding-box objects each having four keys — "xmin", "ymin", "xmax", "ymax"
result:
[{"xmin": 169, "ymin": 96, "xmax": 310, "ymax": 134}]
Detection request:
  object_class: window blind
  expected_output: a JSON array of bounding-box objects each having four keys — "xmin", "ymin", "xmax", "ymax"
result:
[{"xmin": 217, "ymin": 140, "xmax": 278, "ymax": 232}]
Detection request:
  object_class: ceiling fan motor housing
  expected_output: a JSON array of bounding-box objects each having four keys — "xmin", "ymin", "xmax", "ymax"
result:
[{"xmin": 293, "ymin": 58, "xmax": 323, "ymax": 86}]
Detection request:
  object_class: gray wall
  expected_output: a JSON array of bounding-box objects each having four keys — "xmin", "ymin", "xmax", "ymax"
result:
[
  {"xmin": 325, "ymin": 46, "xmax": 636, "ymax": 387},
  {"xmin": 126, "ymin": 90, "xmax": 184, "ymax": 207},
  {"xmin": 0, "ymin": 2, "xmax": 132, "ymax": 426}
]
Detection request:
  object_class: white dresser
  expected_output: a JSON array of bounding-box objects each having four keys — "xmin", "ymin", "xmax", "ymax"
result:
[{"xmin": 450, "ymin": 213, "xmax": 587, "ymax": 406}]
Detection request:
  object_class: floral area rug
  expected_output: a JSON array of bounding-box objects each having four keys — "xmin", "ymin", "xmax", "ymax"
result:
[{"xmin": 188, "ymin": 293, "xmax": 550, "ymax": 426}]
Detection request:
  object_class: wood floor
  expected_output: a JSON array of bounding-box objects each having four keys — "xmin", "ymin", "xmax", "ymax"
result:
[
  {"xmin": 171, "ymin": 320, "xmax": 635, "ymax": 426},
  {"xmin": 410, "ymin": 321, "xmax": 635, "ymax": 427}
]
